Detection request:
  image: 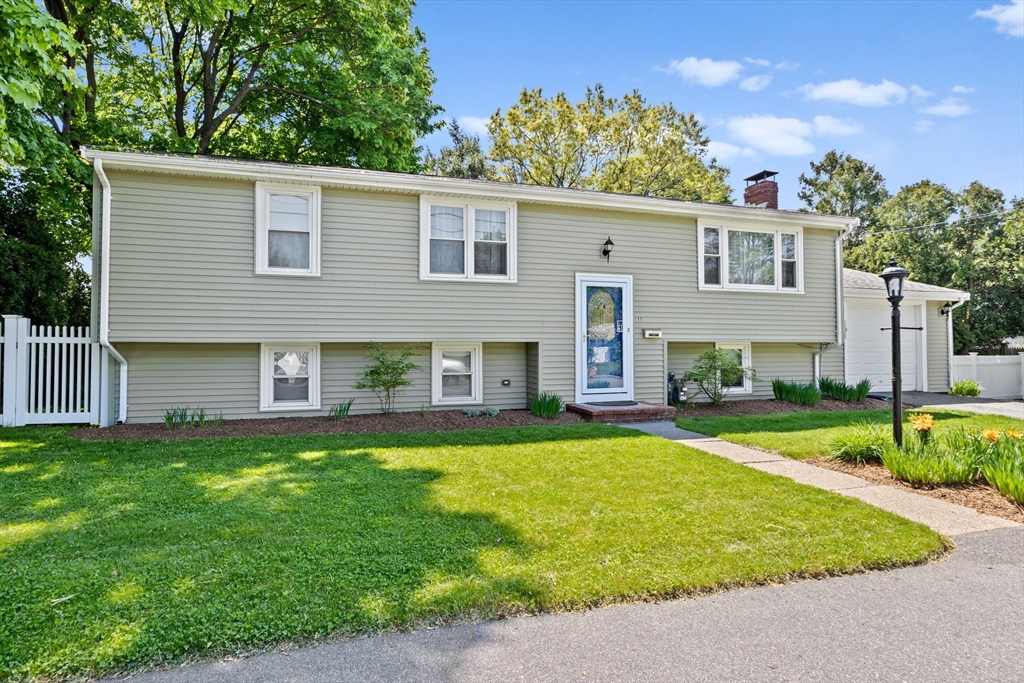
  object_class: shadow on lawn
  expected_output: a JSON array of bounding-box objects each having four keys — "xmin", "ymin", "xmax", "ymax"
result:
[
  {"xmin": 0, "ymin": 428, "xmax": 551, "ymax": 679},
  {"xmin": 677, "ymin": 409, "xmax": 972, "ymax": 436}
]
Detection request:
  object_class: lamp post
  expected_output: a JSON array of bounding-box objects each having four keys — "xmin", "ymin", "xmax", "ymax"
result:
[{"xmin": 880, "ymin": 259, "xmax": 908, "ymax": 446}]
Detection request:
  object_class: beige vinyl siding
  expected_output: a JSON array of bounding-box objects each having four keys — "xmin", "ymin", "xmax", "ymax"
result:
[
  {"xmin": 116, "ymin": 341, "xmax": 527, "ymax": 423},
  {"xmin": 925, "ymin": 301, "xmax": 949, "ymax": 391},
  {"xmin": 821, "ymin": 345, "xmax": 845, "ymax": 381},
  {"xmin": 668, "ymin": 342, "xmax": 821, "ymax": 401},
  {"xmin": 102, "ymin": 171, "xmax": 842, "ymax": 406}
]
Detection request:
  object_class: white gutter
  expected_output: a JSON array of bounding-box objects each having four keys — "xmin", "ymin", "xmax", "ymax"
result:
[
  {"xmin": 93, "ymin": 158, "xmax": 128, "ymax": 424},
  {"xmin": 946, "ymin": 297, "xmax": 970, "ymax": 391}
]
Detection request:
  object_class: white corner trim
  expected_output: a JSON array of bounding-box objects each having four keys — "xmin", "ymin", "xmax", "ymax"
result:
[{"xmin": 93, "ymin": 158, "xmax": 128, "ymax": 425}]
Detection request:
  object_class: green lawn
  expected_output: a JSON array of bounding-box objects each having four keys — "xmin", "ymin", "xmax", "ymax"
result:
[
  {"xmin": 677, "ymin": 409, "xmax": 1024, "ymax": 459},
  {"xmin": 1, "ymin": 425, "xmax": 944, "ymax": 680}
]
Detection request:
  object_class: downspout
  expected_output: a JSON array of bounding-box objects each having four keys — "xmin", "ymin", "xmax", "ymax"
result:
[
  {"xmin": 93, "ymin": 158, "xmax": 128, "ymax": 424},
  {"xmin": 834, "ymin": 221, "xmax": 855, "ymax": 347},
  {"xmin": 946, "ymin": 297, "xmax": 969, "ymax": 391}
]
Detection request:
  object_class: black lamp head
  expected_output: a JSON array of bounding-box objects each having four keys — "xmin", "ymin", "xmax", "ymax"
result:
[
  {"xmin": 879, "ymin": 258, "xmax": 908, "ymax": 304},
  {"xmin": 602, "ymin": 236, "xmax": 614, "ymax": 261}
]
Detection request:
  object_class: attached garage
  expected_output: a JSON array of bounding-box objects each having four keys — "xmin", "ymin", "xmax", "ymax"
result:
[{"xmin": 843, "ymin": 269, "xmax": 969, "ymax": 394}]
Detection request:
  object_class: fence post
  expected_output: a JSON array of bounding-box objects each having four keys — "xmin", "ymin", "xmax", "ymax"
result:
[
  {"xmin": 2, "ymin": 316, "xmax": 30, "ymax": 427},
  {"xmin": 1020, "ymin": 353, "xmax": 1024, "ymax": 401},
  {"xmin": 968, "ymin": 352, "xmax": 979, "ymax": 384}
]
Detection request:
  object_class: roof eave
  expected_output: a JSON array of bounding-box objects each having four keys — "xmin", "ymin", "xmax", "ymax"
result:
[{"xmin": 81, "ymin": 147, "xmax": 856, "ymax": 230}]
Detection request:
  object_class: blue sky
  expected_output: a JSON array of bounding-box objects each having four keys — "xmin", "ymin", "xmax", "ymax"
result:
[{"xmin": 413, "ymin": 0, "xmax": 1024, "ymax": 209}]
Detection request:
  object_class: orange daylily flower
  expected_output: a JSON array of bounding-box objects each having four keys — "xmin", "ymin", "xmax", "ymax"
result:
[
  {"xmin": 909, "ymin": 413, "xmax": 935, "ymax": 432},
  {"xmin": 981, "ymin": 429, "xmax": 1003, "ymax": 442},
  {"xmin": 1005, "ymin": 429, "xmax": 1023, "ymax": 439}
]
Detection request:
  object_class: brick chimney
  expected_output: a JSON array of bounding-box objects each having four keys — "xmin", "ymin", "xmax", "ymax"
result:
[{"xmin": 743, "ymin": 170, "xmax": 779, "ymax": 209}]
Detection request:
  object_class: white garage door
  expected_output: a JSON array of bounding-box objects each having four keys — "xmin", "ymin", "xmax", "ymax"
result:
[{"xmin": 845, "ymin": 300, "xmax": 920, "ymax": 392}]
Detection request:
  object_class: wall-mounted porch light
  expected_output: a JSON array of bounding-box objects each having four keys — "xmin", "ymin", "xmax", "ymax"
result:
[{"xmin": 601, "ymin": 236, "xmax": 614, "ymax": 261}]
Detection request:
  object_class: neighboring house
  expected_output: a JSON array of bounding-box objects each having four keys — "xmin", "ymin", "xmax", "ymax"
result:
[
  {"xmin": 843, "ymin": 268, "xmax": 969, "ymax": 393},
  {"xmin": 82, "ymin": 150, "xmax": 858, "ymax": 425}
]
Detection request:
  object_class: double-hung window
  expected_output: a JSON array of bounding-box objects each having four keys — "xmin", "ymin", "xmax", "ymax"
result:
[
  {"xmin": 259, "ymin": 344, "xmax": 321, "ymax": 411},
  {"xmin": 715, "ymin": 342, "xmax": 752, "ymax": 395},
  {"xmin": 698, "ymin": 222, "xmax": 801, "ymax": 292},
  {"xmin": 255, "ymin": 183, "xmax": 321, "ymax": 276},
  {"xmin": 431, "ymin": 343, "xmax": 483, "ymax": 405},
  {"xmin": 420, "ymin": 197, "xmax": 517, "ymax": 281}
]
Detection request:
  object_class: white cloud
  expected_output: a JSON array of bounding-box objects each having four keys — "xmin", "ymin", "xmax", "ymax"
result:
[
  {"xmin": 952, "ymin": 85, "xmax": 976, "ymax": 93},
  {"xmin": 661, "ymin": 57, "xmax": 744, "ymax": 87},
  {"xmin": 909, "ymin": 85, "xmax": 934, "ymax": 100},
  {"xmin": 706, "ymin": 140, "xmax": 757, "ymax": 162},
  {"xmin": 773, "ymin": 61, "xmax": 796, "ymax": 70},
  {"xmin": 727, "ymin": 115, "xmax": 816, "ymax": 156},
  {"xmin": 914, "ymin": 120, "xmax": 935, "ymax": 134},
  {"xmin": 812, "ymin": 115, "xmax": 863, "ymax": 136},
  {"xmin": 739, "ymin": 75, "xmax": 772, "ymax": 92},
  {"xmin": 799, "ymin": 78, "xmax": 908, "ymax": 107},
  {"xmin": 745, "ymin": 57, "xmax": 771, "ymax": 67},
  {"xmin": 456, "ymin": 116, "xmax": 490, "ymax": 137},
  {"xmin": 974, "ymin": 1, "xmax": 1024, "ymax": 37},
  {"xmin": 919, "ymin": 97, "xmax": 973, "ymax": 117}
]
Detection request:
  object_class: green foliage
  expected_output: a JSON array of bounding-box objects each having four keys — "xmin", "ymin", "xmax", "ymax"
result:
[
  {"xmin": 880, "ymin": 429, "xmax": 988, "ymax": 485},
  {"xmin": 462, "ymin": 407, "xmax": 501, "ymax": 418},
  {"xmin": 488, "ymin": 85, "xmax": 732, "ymax": 202},
  {"xmin": 329, "ymin": 399, "xmax": 355, "ymax": 421},
  {"xmin": 419, "ymin": 404, "xmax": 429, "ymax": 417},
  {"xmin": 686, "ymin": 349, "xmax": 756, "ymax": 406},
  {"xmin": 819, "ymin": 376, "xmax": 872, "ymax": 402},
  {"xmin": 0, "ymin": 166, "xmax": 90, "ymax": 326},
  {"xmin": 528, "ymin": 392, "xmax": 564, "ymax": 419},
  {"xmin": 0, "ymin": 0, "xmax": 77, "ymax": 162},
  {"xmin": 353, "ymin": 343, "xmax": 422, "ymax": 414},
  {"xmin": 677, "ymin": 409, "xmax": 1024, "ymax": 460},
  {"xmin": 829, "ymin": 422, "xmax": 890, "ymax": 464},
  {"xmin": 163, "ymin": 406, "xmax": 217, "ymax": 429},
  {"xmin": 798, "ymin": 150, "xmax": 889, "ymax": 237},
  {"xmin": 424, "ymin": 119, "xmax": 494, "ymax": 179},
  {"xmin": 0, "ymin": 425, "xmax": 944, "ymax": 679},
  {"xmin": 982, "ymin": 437, "xmax": 1024, "ymax": 504},
  {"xmin": 771, "ymin": 379, "xmax": 821, "ymax": 406},
  {"xmin": 951, "ymin": 379, "xmax": 983, "ymax": 397}
]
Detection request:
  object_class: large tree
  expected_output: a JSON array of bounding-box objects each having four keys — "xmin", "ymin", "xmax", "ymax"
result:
[
  {"xmin": 424, "ymin": 119, "xmax": 494, "ymax": 179},
  {"xmin": 798, "ymin": 151, "xmax": 889, "ymax": 239},
  {"xmin": 487, "ymin": 85, "xmax": 731, "ymax": 202}
]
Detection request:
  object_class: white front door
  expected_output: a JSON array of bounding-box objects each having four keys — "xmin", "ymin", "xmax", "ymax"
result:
[{"xmin": 576, "ymin": 274, "xmax": 633, "ymax": 403}]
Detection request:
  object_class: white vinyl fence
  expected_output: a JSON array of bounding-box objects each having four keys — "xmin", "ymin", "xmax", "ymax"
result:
[
  {"xmin": 952, "ymin": 352, "xmax": 1024, "ymax": 400},
  {"xmin": 1, "ymin": 315, "xmax": 102, "ymax": 426}
]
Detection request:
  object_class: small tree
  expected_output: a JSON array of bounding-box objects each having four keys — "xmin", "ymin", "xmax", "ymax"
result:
[
  {"xmin": 354, "ymin": 342, "xmax": 421, "ymax": 414},
  {"xmin": 685, "ymin": 348, "xmax": 756, "ymax": 406}
]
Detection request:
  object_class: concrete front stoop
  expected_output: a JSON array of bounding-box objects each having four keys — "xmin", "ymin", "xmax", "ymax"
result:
[{"xmin": 622, "ymin": 421, "xmax": 1021, "ymax": 537}]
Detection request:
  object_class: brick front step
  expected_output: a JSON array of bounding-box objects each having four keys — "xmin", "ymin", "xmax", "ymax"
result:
[{"xmin": 566, "ymin": 402, "xmax": 677, "ymax": 424}]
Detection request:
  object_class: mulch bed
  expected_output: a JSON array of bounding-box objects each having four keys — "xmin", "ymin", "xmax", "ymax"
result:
[
  {"xmin": 70, "ymin": 409, "xmax": 585, "ymax": 441},
  {"xmin": 807, "ymin": 456, "xmax": 1024, "ymax": 524},
  {"xmin": 676, "ymin": 397, "xmax": 895, "ymax": 418}
]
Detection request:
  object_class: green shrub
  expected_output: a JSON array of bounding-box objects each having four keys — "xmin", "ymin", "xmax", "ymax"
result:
[
  {"xmin": 819, "ymin": 376, "xmax": 871, "ymax": 402},
  {"xmin": 484, "ymin": 407, "xmax": 500, "ymax": 417},
  {"xmin": 880, "ymin": 437, "xmax": 985, "ymax": 485},
  {"xmin": 329, "ymin": 399, "xmax": 355, "ymax": 420},
  {"xmin": 163, "ymin": 406, "xmax": 219, "ymax": 429},
  {"xmin": 951, "ymin": 379, "xmax": 983, "ymax": 397},
  {"xmin": 686, "ymin": 349, "xmax": 757, "ymax": 406},
  {"xmin": 772, "ymin": 379, "xmax": 821, "ymax": 406},
  {"xmin": 354, "ymin": 342, "xmax": 422, "ymax": 414},
  {"xmin": 528, "ymin": 392, "xmax": 564, "ymax": 419},
  {"xmin": 982, "ymin": 437, "xmax": 1024, "ymax": 503},
  {"xmin": 829, "ymin": 422, "xmax": 890, "ymax": 463}
]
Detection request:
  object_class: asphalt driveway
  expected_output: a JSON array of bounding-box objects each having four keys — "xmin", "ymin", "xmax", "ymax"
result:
[
  {"xmin": 902, "ymin": 391, "xmax": 1024, "ymax": 420},
  {"xmin": 111, "ymin": 527, "xmax": 1024, "ymax": 683}
]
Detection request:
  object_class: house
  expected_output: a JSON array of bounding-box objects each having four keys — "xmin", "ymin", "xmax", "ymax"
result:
[
  {"xmin": 843, "ymin": 269, "xmax": 969, "ymax": 393},
  {"xmin": 81, "ymin": 150, "xmax": 859, "ymax": 425}
]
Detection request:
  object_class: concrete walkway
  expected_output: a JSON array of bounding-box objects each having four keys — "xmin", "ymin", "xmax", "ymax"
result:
[
  {"xmin": 626, "ymin": 421, "xmax": 1019, "ymax": 537},
  {"xmin": 902, "ymin": 391, "xmax": 1024, "ymax": 420},
  {"xmin": 109, "ymin": 527, "xmax": 1024, "ymax": 683}
]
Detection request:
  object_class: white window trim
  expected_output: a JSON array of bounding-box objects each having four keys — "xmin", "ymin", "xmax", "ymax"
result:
[
  {"xmin": 431, "ymin": 342, "xmax": 484, "ymax": 405},
  {"xmin": 419, "ymin": 196, "xmax": 517, "ymax": 283},
  {"xmin": 259, "ymin": 343, "xmax": 321, "ymax": 411},
  {"xmin": 715, "ymin": 342, "xmax": 753, "ymax": 395},
  {"xmin": 697, "ymin": 219, "xmax": 803, "ymax": 293},
  {"xmin": 255, "ymin": 182, "xmax": 322, "ymax": 277}
]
